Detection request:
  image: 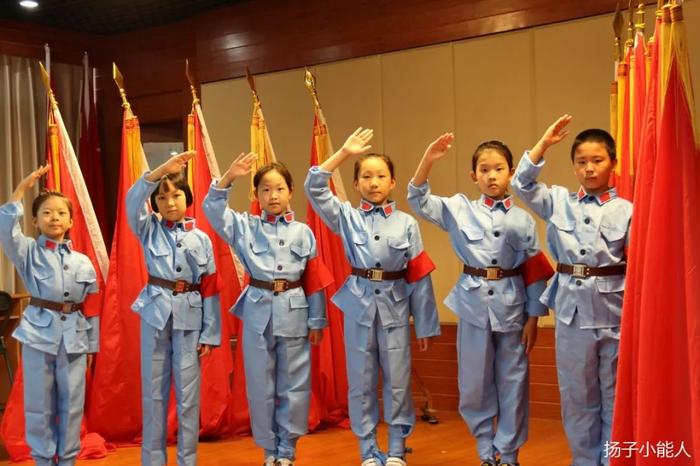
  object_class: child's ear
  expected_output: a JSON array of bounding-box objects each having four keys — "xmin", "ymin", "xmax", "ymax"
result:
[
  {"xmin": 470, "ymin": 171, "xmax": 477, "ymax": 183},
  {"xmin": 353, "ymin": 180, "xmax": 360, "ymax": 191},
  {"xmin": 32, "ymin": 217, "xmax": 38, "ymax": 229},
  {"xmin": 389, "ymin": 178, "xmax": 396, "ymax": 190},
  {"xmin": 67, "ymin": 217, "xmax": 74, "ymax": 230}
]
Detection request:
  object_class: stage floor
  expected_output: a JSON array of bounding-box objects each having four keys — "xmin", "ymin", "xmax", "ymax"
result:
[{"xmin": 0, "ymin": 412, "xmax": 571, "ymax": 465}]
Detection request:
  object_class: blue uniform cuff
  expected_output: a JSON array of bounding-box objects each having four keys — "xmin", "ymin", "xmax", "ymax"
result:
[
  {"xmin": 307, "ymin": 317, "xmax": 328, "ymax": 330},
  {"xmin": 208, "ymin": 180, "xmax": 232, "ymax": 198}
]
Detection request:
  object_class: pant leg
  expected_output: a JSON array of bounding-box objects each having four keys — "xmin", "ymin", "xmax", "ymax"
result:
[
  {"xmin": 377, "ymin": 323, "xmax": 414, "ymax": 458},
  {"xmin": 343, "ymin": 314, "xmax": 382, "ymax": 461},
  {"xmin": 243, "ymin": 322, "xmax": 278, "ymax": 453},
  {"xmin": 555, "ymin": 315, "xmax": 602, "ymax": 466},
  {"xmin": 22, "ymin": 345, "xmax": 57, "ymax": 465},
  {"xmin": 141, "ymin": 320, "xmax": 173, "ymax": 466},
  {"xmin": 492, "ymin": 330, "xmax": 528, "ymax": 464},
  {"xmin": 172, "ymin": 329, "xmax": 201, "ymax": 466},
  {"xmin": 275, "ymin": 336, "xmax": 310, "ymax": 460},
  {"xmin": 597, "ymin": 327, "xmax": 619, "ymax": 466},
  {"xmin": 54, "ymin": 343, "xmax": 87, "ymax": 466},
  {"xmin": 457, "ymin": 319, "xmax": 498, "ymax": 461}
]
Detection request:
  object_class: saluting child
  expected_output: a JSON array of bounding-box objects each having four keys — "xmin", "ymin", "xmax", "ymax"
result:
[
  {"xmin": 203, "ymin": 153, "xmax": 332, "ymax": 466},
  {"xmin": 305, "ymin": 128, "xmax": 441, "ymax": 466},
  {"xmin": 126, "ymin": 151, "xmax": 221, "ymax": 466},
  {"xmin": 408, "ymin": 134, "xmax": 553, "ymax": 466},
  {"xmin": 511, "ymin": 115, "xmax": 632, "ymax": 466},
  {"xmin": 0, "ymin": 165, "xmax": 100, "ymax": 466}
]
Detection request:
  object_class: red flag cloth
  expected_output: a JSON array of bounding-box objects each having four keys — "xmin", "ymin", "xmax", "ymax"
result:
[
  {"xmin": 305, "ymin": 113, "xmax": 350, "ymax": 427},
  {"xmin": 611, "ymin": 6, "xmax": 700, "ymax": 465},
  {"xmin": 85, "ymin": 113, "xmax": 148, "ymax": 443}
]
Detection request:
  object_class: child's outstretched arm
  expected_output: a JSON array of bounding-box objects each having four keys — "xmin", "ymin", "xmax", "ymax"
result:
[
  {"xmin": 511, "ymin": 114, "xmax": 572, "ymax": 220},
  {"xmin": 304, "ymin": 128, "xmax": 373, "ymax": 233},
  {"xmin": 126, "ymin": 150, "xmax": 195, "ymax": 240},
  {"xmin": 0, "ymin": 165, "xmax": 51, "ymax": 267},
  {"xmin": 407, "ymin": 133, "xmax": 456, "ymax": 231},
  {"xmin": 202, "ymin": 152, "xmax": 257, "ymax": 246}
]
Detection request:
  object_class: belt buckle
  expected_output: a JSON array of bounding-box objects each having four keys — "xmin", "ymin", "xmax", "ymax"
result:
[
  {"xmin": 571, "ymin": 264, "xmax": 588, "ymax": 278},
  {"xmin": 61, "ymin": 302, "xmax": 73, "ymax": 313},
  {"xmin": 368, "ymin": 268, "xmax": 384, "ymax": 281},
  {"xmin": 174, "ymin": 280, "xmax": 187, "ymax": 293},
  {"xmin": 272, "ymin": 279, "xmax": 288, "ymax": 292},
  {"xmin": 486, "ymin": 267, "xmax": 502, "ymax": 280}
]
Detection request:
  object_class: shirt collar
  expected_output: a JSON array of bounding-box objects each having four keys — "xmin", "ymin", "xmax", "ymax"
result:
[
  {"xmin": 162, "ymin": 218, "xmax": 196, "ymax": 231},
  {"xmin": 359, "ymin": 199, "xmax": 396, "ymax": 217},
  {"xmin": 262, "ymin": 210, "xmax": 295, "ymax": 224},
  {"xmin": 576, "ymin": 187, "xmax": 617, "ymax": 205},
  {"xmin": 480, "ymin": 194, "xmax": 514, "ymax": 212},
  {"xmin": 38, "ymin": 235, "xmax": 72, "ymax": 253}
]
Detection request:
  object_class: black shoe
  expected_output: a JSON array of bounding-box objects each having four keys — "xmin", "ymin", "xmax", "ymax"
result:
[{"xmin": 480, "ymin": 461, "xmax": 498, "ymax": 466}]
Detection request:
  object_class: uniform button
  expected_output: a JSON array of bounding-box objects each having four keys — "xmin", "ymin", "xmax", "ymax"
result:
[
  {"xmin": 374, "ymin": 235, "xmax": 380, "ymax": 241},
  {"xmin": 404, "ymin": 252, "xmax": 409, "ymax": 258},
  {"xmin": 177, "ymin": 242, "xmax": 182, "ymax": 248},
  {"xmin": 584, "ymin": 218, "xmax": 591, "ymax": 225},
  {"xmin": 63, "ymin": 265, "xmax": 69, "ymax": 271},
  {"xmin": 375, "ymin": 262, "xmax": 381, "ymax": 268},
  {"xmin": 526, "ymin": 236, "xmax": 531, "ymax": 241},
  {"xmin": 279, "ymin": 240, "xmax": 285, "ymax": 246},
  {"xmin": 173, "ymin": 291, "xmax": 178, "ymax": 296},
  {"xmin": 176, "ymin": 266, "xmax": 182, "ymax": 272},
  {"xmin": 580, "ymin": 249, "xmax": 586, "ymax": 255},
  {"xmin": 60, "ymin": 315, "xmax": 66, "ymax": 321},
  {"xmin": 494, "ymin": 231, "xmax": 500, "ymax": 237},
  {"xmin": 576, "ymin": 280, "xmax": 582, "ymax": 286},
  {"xmin": 277, "ymin": 265, "xmax": 283, "ymax": 271},
  {"xmin": 273, "ymin": 291, "xmax": 279, "ymax": 296},
  {"xmin": 488, "ymin": 290, "xmax": 494, "ymax": 296},
  {"xmin": 491, "ymin": 259, "xmax": 498, "ymax": 265},
  {"xmin": 63, "ymin": 291, "xmax": 69, "ymax": 297},
  {"xmin": 374, "ymin": 289, "xmax": 380, "ymax": 295}
]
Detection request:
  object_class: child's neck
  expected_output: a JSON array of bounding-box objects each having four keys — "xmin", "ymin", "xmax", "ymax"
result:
[{"xmin": 482, "ymin": 192, "xmax": 508, "ymax": 201}]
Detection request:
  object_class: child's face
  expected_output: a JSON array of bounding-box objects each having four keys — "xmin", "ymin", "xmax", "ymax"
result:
[
  {"xmin": 154, "ymin": 180, "xmax": 188, "ymax": 222},
  {"xmin": 256, "ymin": 169, "xmax": 292, "ymax": 215},
  {"xmin": 573, "ymin": 142, "xmax": 616, "ymax": 194},
  {"xmin": 470, "ymin": 149, "xmax": 514, "ymax": 199},
  {"xmin": 354, "ymin": 157, "xmax": 396, "ymax": 205},
  {"xmin": 33, "ymin": 196, "xmax": 73, "ymax": 242}
]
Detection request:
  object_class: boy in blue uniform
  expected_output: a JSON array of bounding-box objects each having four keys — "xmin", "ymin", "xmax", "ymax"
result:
[
  {"xmin": 203, "ymin": 154, "xmax": 332, "ymax": 466},
  {"xmin": 126, "ymin": 152, "xmax": 221, "ymax": 466},
  {"xmin": 0, "ymin": 165, "xmax": 100, "ymax": 466},
  {"xmin": 408, "ymin": 134, "xmax": 553, "ymax": 466},
  {"xmin": 305, "ymin": 128, "xmax": 440, "ymax": 466},
  {"xmin": 511, "ymin": 115, "xmax": 632, "ymax": 466}
]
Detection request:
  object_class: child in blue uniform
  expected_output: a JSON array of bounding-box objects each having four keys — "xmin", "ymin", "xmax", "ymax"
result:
[
  {"xmin": 126, "ymin": 151, "xmax": 221, "ymax": 466},
  {"xmin": 304, "ymin": 128, "xmax": 441, "ymax": 466},
  {"xmin": 0, "ymin": 165, "xmax": 100, "ymax": 466},
  {"xmin": 203, "ymin": 153, "xmax": 332, "ymax": 466},
  {"xmin": 408, "ymin": 134, "xmax": 553, "ymax": 466},
  {"xmin": 511, "ymin": 115, "xmax": 632, "ymax": 466}
]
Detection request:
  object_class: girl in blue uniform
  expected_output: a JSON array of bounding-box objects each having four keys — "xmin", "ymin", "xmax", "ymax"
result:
[
  {"xmin": 203, "ymin": 153, "xmax": 332, "ymax": 466},
  {"xmin": 304, "ymin": 128, "xmax": 441, "ymax": 466},
  {"xmin": 0, "ymin": 165, "xmax": 100, "ymax": 466},
  {"xmin": 408, "ymin": 134, "xmax": 553, "ymax": 466},
  {"xmin": 126, "ymin": 151, "xmax": 221, "ymax": 466}
]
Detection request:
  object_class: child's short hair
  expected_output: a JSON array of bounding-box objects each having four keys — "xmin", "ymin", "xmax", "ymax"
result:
[
  {"xmin": 150, "ymin": 171, "xmax": 194, "ymax": 213},
  {"xmin": 570, "ymin": 129, "xmax": 616, "ymax": 162},
  {"xmin": 353, "ymin": 153, "xmax": 395, "ymax": 181},
  {"xmin": 32, "ymin": 191, "xmax": 72, "ymax": 218},
  {"xmin": 471, "ymin": 140, "xmax": 514, "ymax": 171},
  {"xmin": 253, "ymin": 162, "xmax": 294, "ymax": 191}
]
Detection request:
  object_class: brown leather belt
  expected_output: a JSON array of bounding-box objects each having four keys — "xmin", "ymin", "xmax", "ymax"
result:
[
  {"xmin": 248, "ymin": 277, "xmax": 303, "ymax": 292},
  {"xmin": 556, "ymin": 263, "xmax": 627, "ymax": 278},
  {"xmin": 148, "ymin": 275, "xmax": 199, "ymax": 294},
  {"xmin": 462, "ymin": 264, "xmax": 521, "ymax": 280},
  {"xmin": 351, "ymin": 267, "xmax": 407, "ymax": 281},
  {"xmin": 29, "ymin": 297, "xmax": 82, "ymax": 313}
]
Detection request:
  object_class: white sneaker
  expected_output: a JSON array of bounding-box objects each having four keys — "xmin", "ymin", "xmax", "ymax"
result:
[
  {"xmin": 386, "ymin": 457, "xmax": 407, "ymax": 466},
  {"xmin": 361, "ymin": 459, "xmax": 379, "ymax": 466},
  {"xmin": 263, "ymin": 456, "xmax": 276, "ymax": 466},
  {"xmin": 277, "ymin": 460, "xmax": 294, "ymax": 466}
]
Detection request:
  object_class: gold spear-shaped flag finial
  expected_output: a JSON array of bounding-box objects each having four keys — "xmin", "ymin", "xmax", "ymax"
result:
[
  {"xmin": 246, "ymin": 66, "xmax": 260, "ymax": 104},
  {"xmin": 38, "ymin": 62, "xmax": 58, "ymax": 110},
  {"xmin": 113, "ymin": 62, "xmax": 131, "ymax": 111},
  {"xmin": 625, "ymin": 0, "xmax": 635, "ymax": 46},
  {"xmin": 304, "ymin": 67, "xmax": 321, "ymax": 109},
  {"xmin": 613, "ymin": 0, "xmax": 624, "ymax": 61},
  {"xmin": 635, "ymin": 2, "xmax": 646, "ymax": 32},
  {"xmin": 185, "ymin": 58, "xmax": 200, "ymax": 105}
]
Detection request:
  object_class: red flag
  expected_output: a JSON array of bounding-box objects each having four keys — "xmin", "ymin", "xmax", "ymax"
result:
[
  {"xmin": 306, "ymin": 110, "xmax": 350, "ymax": 427},
  {"xmin": 611, "ymin": 3, "xmax": 700, "ymax": 464},
  {"xmin": 86, "ymin": 101, "xmax": 149, "ymax": 443}
]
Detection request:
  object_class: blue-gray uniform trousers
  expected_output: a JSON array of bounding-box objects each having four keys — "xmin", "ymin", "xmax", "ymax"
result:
[{"xmin": 140, "ymin": 317, "xmax": 201, "ymax": 466}]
